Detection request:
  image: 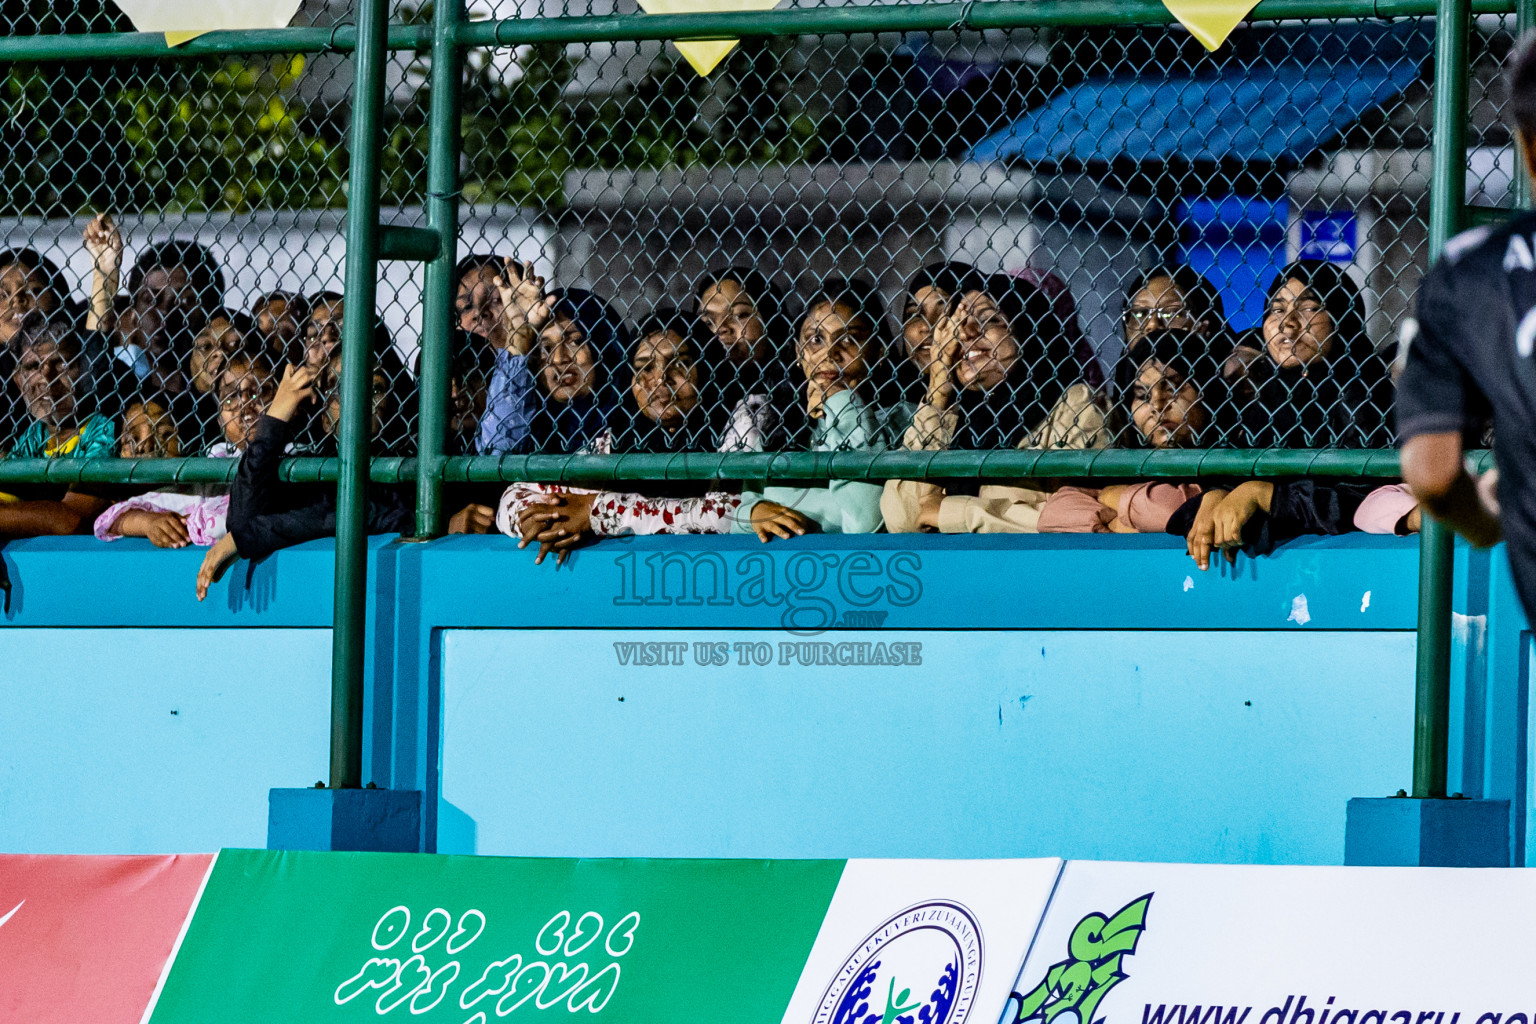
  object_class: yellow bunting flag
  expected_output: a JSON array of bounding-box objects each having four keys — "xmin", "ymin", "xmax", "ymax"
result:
[
  {"xmin": 112, "ymin": 0, "xmax": 303, "ymax": 47},
  {"xmin": 1160, "ymin": 0, "xmax": 1262, "ymax": 51},
  {"xmin": 634, "ymin": 0, "xmax": 783, "ymax": 77}
]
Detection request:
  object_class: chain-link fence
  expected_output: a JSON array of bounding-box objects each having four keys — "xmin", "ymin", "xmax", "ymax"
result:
[
  {"xmin": 0, "ymin": 1, "xmax": 1511, "ymax": 482},
  {"xmin": 0, "ymin": 0, "xmax": 1498, "ymax": 794}
]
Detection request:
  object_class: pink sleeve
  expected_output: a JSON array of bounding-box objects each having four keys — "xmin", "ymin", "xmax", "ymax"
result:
[
  {"xmin": 94, "ymin": 493, "xmax": 229, "ymax": 545},
  {"xmin": 1037, "ymin": 487, "xmax": 1113, "ymax": 533},
  {"xmin": 1354, "ymin": 483, "xmax": 1419, "ymax": 534},
  {"xmin": 1118, "ymin": 482, "xmax": 1203, "ymax": 533},
  {"xmin": 93, "ymin": 494, "xmax": 178, "ymax": 542},
  {"xmin": 183, "ymin": 495, "xmax": 230, "ymax": 546}
]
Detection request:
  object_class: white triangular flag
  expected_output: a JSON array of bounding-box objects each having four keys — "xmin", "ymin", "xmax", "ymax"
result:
[{"xmin": 113, "ymin": 0, "xmax": 303, "ymax": 47}]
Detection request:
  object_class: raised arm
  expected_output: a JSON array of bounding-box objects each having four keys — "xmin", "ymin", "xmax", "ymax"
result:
[{"xmin": 82, "ymin": 213, "xmax": 123, "ymax": 333}]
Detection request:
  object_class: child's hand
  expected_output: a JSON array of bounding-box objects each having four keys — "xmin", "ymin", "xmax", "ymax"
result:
[
  {"xmin": 267, "ymin": 364, "xmax": 318, "ymax": 422},
  {"xmin": 117, "ymin": 509, "xmax": 191, "ymax": 548},
  {"xmin": 749, "ymin": 500, "xmax": 818, "ymax": 542},
  {"xmin": 196, "ymin": 533, "xmax": 240, "ymax": 601},
  {"xmin": 83, "ymin": 212, "xmax": 123, "ymax": 273},
  {"xmin": 448, "ymin": 503, "xmax": 496, "ymax": 534},
  {"xmin": 1185, "ymin": 487, "xmax": 1229, "ymax": 571}
]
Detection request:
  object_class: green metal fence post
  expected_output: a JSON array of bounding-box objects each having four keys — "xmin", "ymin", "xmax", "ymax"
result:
[
  {"xmin": 1520, "ymin": 0, "xmax": 1536, "ymax": 210},
  {"xmin": 1414, "ymin": 0, "xmax": 1471, "ymax": 800},
  {"xmin": 330, "ymin": 0, "xmax": 389, "ymax": 791},
  {"xmin": 415, "ymin": 0, "xmax": 467, "ymax": 538}
]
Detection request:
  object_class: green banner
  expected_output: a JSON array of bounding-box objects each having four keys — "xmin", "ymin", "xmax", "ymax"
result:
[{"xmin": 149, "ymin": 850, "xmax": 844, "ymax": 1024}]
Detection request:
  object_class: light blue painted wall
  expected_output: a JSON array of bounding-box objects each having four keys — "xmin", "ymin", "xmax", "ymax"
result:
[
  {"xmin": 439, "ymin": 628, "xmax": 1416, "ymax": 864},
  {"xmin": 0, "ymin": 534, "xmax": 1520, "ymax": 863},
  {"xmin": 0, "ymin": 628, "xmax": 331, "ymax": 853}
]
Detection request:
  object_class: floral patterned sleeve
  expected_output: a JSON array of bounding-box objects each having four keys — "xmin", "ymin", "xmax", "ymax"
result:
[
  {"xmin": 496, "ymin": 481, "xmax": 741, "ymax": 537},
  {"xmin": 587, "ymin": 491, "xmax": 741, "ymax": 537},
  {"xmin": 496, "ymin": 482, "xmax": 588, "ymax": 538}
]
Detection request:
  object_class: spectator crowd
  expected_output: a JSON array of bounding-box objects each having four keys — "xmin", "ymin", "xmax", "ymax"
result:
[{"xmin": 0, "ymin": 213, "xmax": 1425, "ymax": 592}]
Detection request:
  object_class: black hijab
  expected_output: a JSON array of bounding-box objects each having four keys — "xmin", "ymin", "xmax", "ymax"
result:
[
  {"xmin": 415, "ymin": 329, "xmax": 497, "ymax": 456},
  {"xmin": 778, "ymin": 276, "xmax": 894, "ymax": 451},
  {"xmin": 1114, "ymin": 328, "xmax": 1234, "ymax": 448},
  {"xmin": 1240, "ymin": 260, "xmax": 1387, "ymax": 448},
  {"xmin": 948, "ymin": 273, "xmax": 1070, "ymax": 450},
  {"xmin": 692, "ymin": 267, "xmax": 792, "ymax": 407},
  {"xmin": 373, "ymin": 344, "xmax": 417, "ymax": 456},
  {"xmin": 606, "ymin": 307, "xmax": 725, "ymax": 455},
  {"xmin": 526, "ymin": 288, "xmax": 628, "ymax": 454}
]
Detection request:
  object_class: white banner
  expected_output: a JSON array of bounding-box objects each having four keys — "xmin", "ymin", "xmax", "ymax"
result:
[
  {"xmin": 781, "ymin": 859, "xmax": 1063, "ymax": 1024},
  {"xmin": 1004, "ymin": 861, "xmax": 1536, "ymax": 1024}
]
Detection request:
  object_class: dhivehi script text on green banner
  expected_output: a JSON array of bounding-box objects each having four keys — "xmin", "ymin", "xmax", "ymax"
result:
[{"xmin": 147, "ymin": 850, "xmax": 844, "ymax": 1023}]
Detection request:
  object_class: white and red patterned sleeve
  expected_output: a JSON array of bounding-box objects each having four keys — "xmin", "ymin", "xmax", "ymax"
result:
[
  {"xmin": 496, "ymin": 482, "xmax": 590, "ymax": 538},
  {"xmin": 587, "ymin": 491, "xmax": 742, "ymax": 537}
]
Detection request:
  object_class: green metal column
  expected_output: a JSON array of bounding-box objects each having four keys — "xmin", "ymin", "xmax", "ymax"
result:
[
  {"xmin": 1413, "ymin": 517, "xmax": 1453, "ymax": 797},
  {"xmin": 415, "ymin": 0, "xmax": 466, "ymax": 537},
  {"xmin": 1520, "ymin": 0, "xmax": 1536, "ymax": 210},
  {"xmin": 330, "ymin": 0, "xmax": 389, "ymax": 790},
  {"xmin": 1414, "ymin": 0, "xmax": 1471, "ymax": 800}
]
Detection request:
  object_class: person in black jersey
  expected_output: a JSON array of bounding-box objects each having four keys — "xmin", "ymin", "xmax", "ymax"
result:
[{"xmin": 1398, "ymin": 35, "xmax": 1536, "ymax": 617}]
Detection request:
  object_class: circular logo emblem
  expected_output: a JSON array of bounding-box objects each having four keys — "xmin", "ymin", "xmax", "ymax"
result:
[{"xmin": 813, "ymin": 900, "xmax": 983, "ymax": 1024}]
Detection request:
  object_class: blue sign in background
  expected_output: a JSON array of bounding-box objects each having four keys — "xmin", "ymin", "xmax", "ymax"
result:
[{"xmin": 1299, "ymin": 209, "xmax": 1359, "ymax": 263}]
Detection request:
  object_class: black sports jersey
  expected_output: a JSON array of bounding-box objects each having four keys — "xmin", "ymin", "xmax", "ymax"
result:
[{"xmin": 1398, "ymin": 212, "xmax": 1536, "ymax": 618}]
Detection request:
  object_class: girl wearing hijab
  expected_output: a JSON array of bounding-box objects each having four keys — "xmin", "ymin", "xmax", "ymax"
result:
[
  {"xmin": 318, "ymin": 344, "xmax": 417, "ymax": 456},
  {"xmin": 1037, "ymin": 329, "xmax": 1225, "ymax": 533},
  {"xmin": 524, "ymin": 288, "xmax": 627, "ymax": 452},
  {"xmin": 898, "ymin": 261, "xmax": 983, "ymax": 400},
  {"xmin": 197, "ymin": 361, "xmax": 413, "ymax": 600},
  {"xmin": 498, "ymin": 308, "xmax": 744, "ymax": 562},
  {"xmin": 881, "ymin": 273, "xmax": 1106, "ymax": 533},
  {"xmin": 1122, "ymin": 265, "xmax": 1228, "ymax": 353},
  {"xmin": 1228, "ymin": 260, "xmax": 1389, "ymax": 448},
  {"xmin": 694, "ymin": 267, "xmax": 793, "ymax": 451},
  {"xmin": 476, "ymin": 267, "xmax": 628, "ymax": 455},
  {"xmin": 722, "ymin": 277, "xmax": 912, "ymax": 540}
]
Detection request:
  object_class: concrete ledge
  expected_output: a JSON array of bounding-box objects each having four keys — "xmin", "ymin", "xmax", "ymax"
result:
[
  {"xmin": 268, "ymin": 788, "xmax": 423, "ymax": 852},
  {"xmin": 1345, "ymin": 797, "xmax": 1510, "ymax": 866}
]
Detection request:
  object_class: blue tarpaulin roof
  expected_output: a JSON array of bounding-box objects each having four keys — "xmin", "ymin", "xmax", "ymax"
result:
[{"xmin": 968, "ymin": 32, "xmax": 1426, "ymax": 166}]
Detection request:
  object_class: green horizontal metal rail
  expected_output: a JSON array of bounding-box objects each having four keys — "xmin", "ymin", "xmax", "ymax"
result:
[
  {"xmin": 442, "ymin": 449, "xmax": 1423, "ymax": 484},
  {"xmin": 0, "ymin": 456, "xmax": 403, "ymax": 485},
  {"xmin": 0, "ymin": 450, "xmax": 1494, "ymax": 488},
  {"xmin": 468, "ymin": 0, "xmax": 1519, "ymax": 46},
  {"xmin": 0, "ymin": 24, "xmax": 428, "ymax": 61},
  {"xmin": 1, "ymin": 0, "xmax": 1519, "ymax": 63}
]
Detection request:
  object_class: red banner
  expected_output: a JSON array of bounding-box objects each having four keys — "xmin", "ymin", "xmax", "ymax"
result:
[{"xmin": 0, "ymin": 853, "xmax": 214, "ymax": 1024}]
